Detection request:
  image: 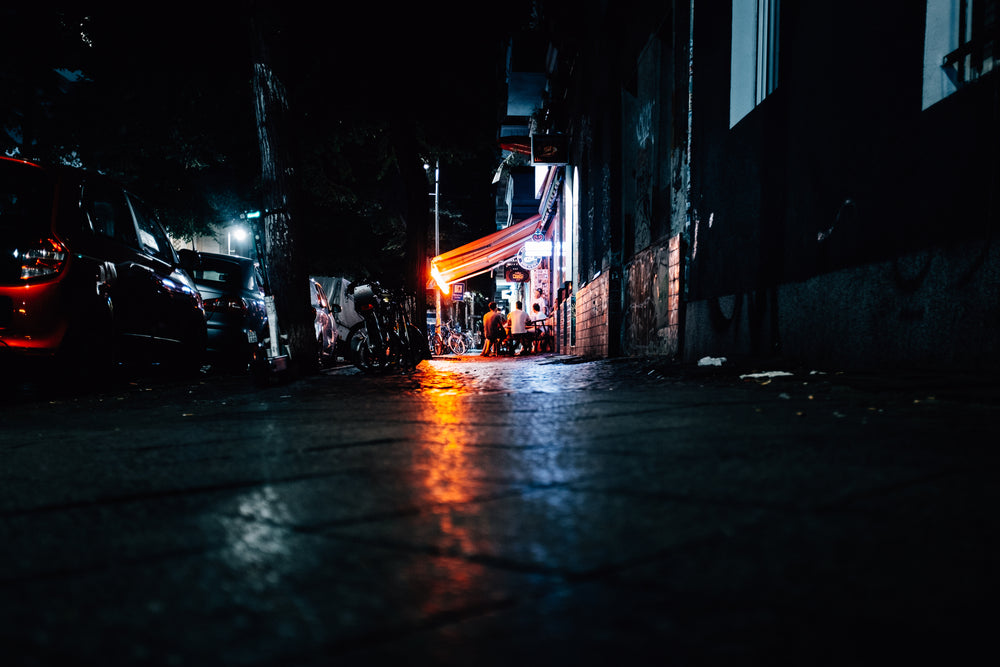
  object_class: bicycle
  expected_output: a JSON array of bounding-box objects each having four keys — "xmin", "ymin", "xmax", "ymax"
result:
[
  {"xmin": 461, "ymin": 328, "xmax": 475, "ymax": 352},
  {"xmin": 428, "ymin": 326, "xmax": 445, "ymax": 356},
  {"xmin": 442, "ymin": 323, "xmax": 467, "ymax": 355},
  {"xmin": 471, "ymin": 322, "xmax": 484, "ymax": 350},
  {"xmin": 346, "ymin": 282, "xmax": 429, "ymax": 373}
]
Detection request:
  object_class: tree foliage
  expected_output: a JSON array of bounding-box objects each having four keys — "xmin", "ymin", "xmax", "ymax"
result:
[
  {"xmin": 2, "ymin": 6, "xmax": 258, "ymax": 239},
  {"xmin": 1, "ymin": 2, "xmax": 531, "ymax": 353}
]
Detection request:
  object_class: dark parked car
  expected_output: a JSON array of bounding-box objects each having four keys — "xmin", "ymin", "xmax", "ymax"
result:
[
  {"xmin": 178, "ymin": 250, "xmax": 267, "ymax": 371},
  {"xmin": 0, "ymin": 157, "xmax": 206, "ymax": 376}
]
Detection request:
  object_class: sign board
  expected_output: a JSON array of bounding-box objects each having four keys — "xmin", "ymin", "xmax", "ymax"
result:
[
  {"xmin": 451, "ymin": 282, "xmax": 465, "ymax": 302},
  {"xmin": 516, "ymin": 246, "xmax": 541, "ymax": 270},
  {"xmin": 504, "ymin": 264, "xmax": 531, "ymax": 283},
  {"xmin": 531, "ymin": 134, "xmax": 568, "ymax": 165},
  {"xmin": 523, "ymin": 240, "xmax": 552, "ymax": 257}
]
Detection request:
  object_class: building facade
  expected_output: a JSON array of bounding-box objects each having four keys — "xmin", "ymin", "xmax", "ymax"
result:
[{"xmin": 508, "ymin": 0, "xmax": 999, "ymax": 370}]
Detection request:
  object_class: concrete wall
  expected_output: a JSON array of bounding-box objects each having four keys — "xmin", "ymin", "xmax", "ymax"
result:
[
  {"xmin": 683, "ymin": 2, "xmax": 1000, "ymax": 370},
  {"xmin": 684, "ymin": 239, "xmax": 1000, "ymax": 372},
  {"xmin": 615, "ymin": 9, "xmax": 690, "ymax": 360}
]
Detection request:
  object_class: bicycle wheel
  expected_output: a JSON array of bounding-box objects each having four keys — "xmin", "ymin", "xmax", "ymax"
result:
[
  {"xmin": 449, "ymin": 336, "xmax": 467, "ymax": 355},
  {"xmin": 348, "ymin": 322, "xmax": 386, "ymax": 373},
  {"xmin": 408, "ymin": 324, "xmax": 431, "ymax": 363},
  {"xmin": 347, "ymin": 322, "xmax": 369, "ymax": 371}
]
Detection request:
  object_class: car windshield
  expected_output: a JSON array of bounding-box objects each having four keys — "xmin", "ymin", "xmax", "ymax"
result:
[
  {"xmin": 0, "ymin": 161, "xmax": 53, "ymax": 238},
  {"xmin": 189, "ymin": 258, "xmax": 251, "ymax": 291}
]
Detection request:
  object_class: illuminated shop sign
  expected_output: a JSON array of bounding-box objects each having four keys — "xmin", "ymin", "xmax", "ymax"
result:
[
  {"xmin": 531, "ymin": 134, "xmax": 567, "ymax": 165},
  {"xmin": 504, "ymin": 264, "xmax": 531, "ymax": 283},
  {"xmin": 523, "ymin": 240, "xmax": 552, "ymax": 257}
]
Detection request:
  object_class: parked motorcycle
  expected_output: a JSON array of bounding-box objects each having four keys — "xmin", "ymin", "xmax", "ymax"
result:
[{"xmin": 346, "ymin": 282, "xmax": 429, "ymax": 373}]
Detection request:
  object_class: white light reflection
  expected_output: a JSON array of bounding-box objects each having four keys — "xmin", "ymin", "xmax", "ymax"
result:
[{"xmin": 221, "ymin": 485, "xmax": 293, "ymax": 588}]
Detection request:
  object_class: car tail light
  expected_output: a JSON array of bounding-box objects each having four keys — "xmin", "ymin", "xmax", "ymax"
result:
[
  {"xmin": 18, "ymin": 238, "xmax": 67, "ymax": 280},
  {"xmin": 205, "ymin": 296, "xmax": 248, "ymax": 316}
]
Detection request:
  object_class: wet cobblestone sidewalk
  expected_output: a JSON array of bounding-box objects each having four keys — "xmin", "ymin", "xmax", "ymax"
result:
[{"xmin": 1, "ymin": 354, "xmax": 997, "ymax": 665}]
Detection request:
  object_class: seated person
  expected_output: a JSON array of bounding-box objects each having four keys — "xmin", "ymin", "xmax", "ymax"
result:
[
  {"xmin": 505, "ymin": 301, "xmax": 530, "ymax": 355},
  {"xmin": 529, "ymin": 302, "xmax": 549, "ymax": 353},
  {"xmin": 483, "ymin": 301, "xmax": 506, "ymax": 357}
]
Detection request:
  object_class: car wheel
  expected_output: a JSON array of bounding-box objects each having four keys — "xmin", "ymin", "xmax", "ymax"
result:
[
  {"xmin": 251, "ymin": 344, "xmax": 272, "ymax": 386},
  {"xmin": 318, "ymin": 333, "xmax": 335, "ymax": 369},
  {"xmin": 57, "ymin": 295, "xmax": 117, "ymax": 389},
  {"xmin": 175, "ymin": 319, "xmax": 208, "ymax": 378}
]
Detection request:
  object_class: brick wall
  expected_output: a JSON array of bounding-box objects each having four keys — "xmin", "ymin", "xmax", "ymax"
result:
[
  {"xmin": 575, "ymin": 271, "xmax": 610, "ymax": 357},
  {"xmin": 666, "ymin": 234, "xmax": 683, "ymax": 352},
  {"xmin": 621, "ymin": 234, "xmax": 683, "ymax": 357},
  {"xmin": 554, "ymin": 236, "xmax": 683, "ymax": 360}
]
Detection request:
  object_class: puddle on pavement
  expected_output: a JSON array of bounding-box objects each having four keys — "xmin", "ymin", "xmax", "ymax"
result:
[
  {"xmin": 330, "ymin": 355, "xmax": 661, "ymax": 397},
  {"xmin": 409, "ymin": 357, "xmax": 622, "ymax": 396}
]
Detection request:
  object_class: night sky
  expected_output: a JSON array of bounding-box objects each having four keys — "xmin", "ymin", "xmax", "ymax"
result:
[{"xmin": 1, "ymin": 3, "xmax": 533, "ymax": 275}]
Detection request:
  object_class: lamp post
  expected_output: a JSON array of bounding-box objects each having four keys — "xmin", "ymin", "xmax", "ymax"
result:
[
  {"xmin": 228, "ymin": 226, "xmax": 248, "ymax": 255},
  {"xmin": 426, "ymin": 160, "xmax": 441, "ymax": 329}
]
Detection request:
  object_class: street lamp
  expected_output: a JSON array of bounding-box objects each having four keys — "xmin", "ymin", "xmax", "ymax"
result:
[
  {"xmin": 228, "ymin": 226, "xmax": 248, "ymax": 255},
  {"xmin": 425, "ymin": 159, "xmax": 441, "ymax": 328}
]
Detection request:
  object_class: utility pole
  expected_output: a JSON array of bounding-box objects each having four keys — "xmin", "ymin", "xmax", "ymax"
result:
[
  {"xmin": 250, "ymin": 7, "xmax": 315, "ymax": 374},
  {"xmin": 434, "ymin": 159, "xmax": 441, "ymax": 329}
]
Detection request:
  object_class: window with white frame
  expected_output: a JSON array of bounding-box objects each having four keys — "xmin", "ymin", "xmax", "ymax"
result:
[
  {"xmin": 923, "ymin": 0, "xmax": 998, "ymax": 109},
  {"xmin": 730, "ymin": 0, "xmax": 781, "ymax": 128}
]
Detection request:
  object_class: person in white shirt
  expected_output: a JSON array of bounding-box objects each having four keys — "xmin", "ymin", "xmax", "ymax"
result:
[
  {"xmin": 529, "ymin": 301, "xmax": 552, "ymax": 353},
  {"xmin": 506, "ymin": 301, "xmax": 530, "ymax": 355},
  {"xmin": 531, "ymin": 288, "xmax": 548, "ymax": 319}
]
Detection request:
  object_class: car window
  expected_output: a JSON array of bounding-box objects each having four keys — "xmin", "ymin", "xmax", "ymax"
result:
[
  {"xmin": 82, "ymin": 181, "xmax": 137, "ymax": 247},
  {"xmin": 190, "ymin": 257, "xmax": 253, "ymax": 290},
  {"xmin": 192, "ymin": 268, "xmax": 233, "ymax": 286},
  {"xmin": 128, "ymin": 195, "xmax": 174, "ymax": 264}
]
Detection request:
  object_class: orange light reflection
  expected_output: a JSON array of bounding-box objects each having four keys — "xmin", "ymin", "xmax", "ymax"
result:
[
  {"xmin": 419, "ymin": 371, "xmax": 474, "ymax": 507},
  {"xmin": 411, "ymin": 368, "xmax": 484, "ymax": 613}
]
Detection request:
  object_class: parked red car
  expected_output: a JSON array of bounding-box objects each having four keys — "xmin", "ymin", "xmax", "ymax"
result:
[{"xmin": 0, "ymin": 157, "xmax": 207, "ymax": 376}]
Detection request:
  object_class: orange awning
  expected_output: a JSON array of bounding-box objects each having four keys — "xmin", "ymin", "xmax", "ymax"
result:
[
  {"xmin": 499, "ymin": 136, "xmax": 532, "ymax": 155},
  {"xmin": 431, "ymin": 214, "xmax": 543, "ymax": 290}
]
